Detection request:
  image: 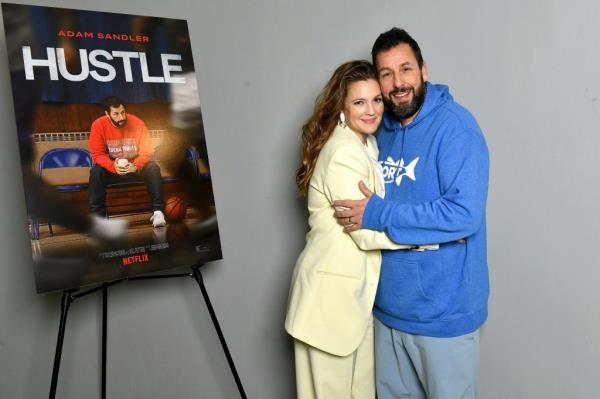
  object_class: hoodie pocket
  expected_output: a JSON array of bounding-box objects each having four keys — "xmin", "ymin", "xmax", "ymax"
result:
[{"xmin": 376, "ymin": 258, "xmax": 443, "ymax": 321}]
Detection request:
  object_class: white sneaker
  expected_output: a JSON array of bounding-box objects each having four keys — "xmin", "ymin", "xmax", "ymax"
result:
[
  {"xmin": 90, "ymin": 215, "xmax": 128, "ymax": 241},
  {"xmin": 150, "ymin": 210, "xmax": 166, "ymax": 228}
]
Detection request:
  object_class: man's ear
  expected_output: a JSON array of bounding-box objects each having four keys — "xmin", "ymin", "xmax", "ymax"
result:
[
  {"xmin": 421, "ymin": 61, "xmax": 428, "ymax": 82},
  {"xmin": 105, "ymin": 111, "xmax": 109, "ymax": 118}
]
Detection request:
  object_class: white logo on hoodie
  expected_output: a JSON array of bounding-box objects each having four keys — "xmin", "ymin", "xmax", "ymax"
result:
[{"xmin": 380, "ymin": 157, "xmax": 419, "ymax": 187}]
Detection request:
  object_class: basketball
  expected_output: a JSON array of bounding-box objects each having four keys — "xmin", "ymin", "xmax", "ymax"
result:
[{"xmin": 164, "ymin": 196, "xmax": 187, "ymax": 222}]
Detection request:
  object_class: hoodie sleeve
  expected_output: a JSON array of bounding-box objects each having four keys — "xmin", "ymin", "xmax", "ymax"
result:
[
  {"xmin": 131, "ymin": 119, "xmax": 153, "ymax": 171},
  {"xmin": 89, "ymin": 119, "xmax": 116, "ymax": 173},
  {"xmin": 363, "ymin": 128, "xmax": 489, "ymax": 245},
  {"xmin": 323, "ymin": 145, "xmax": 415, "ymax": 251}
]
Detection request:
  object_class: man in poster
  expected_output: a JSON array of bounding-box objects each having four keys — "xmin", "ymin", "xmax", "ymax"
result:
[{"xmin": 88, "ymin": 95, "xmax": 166, "ymax": 227}]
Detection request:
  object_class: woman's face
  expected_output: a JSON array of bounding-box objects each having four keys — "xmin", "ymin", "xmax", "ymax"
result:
[{"xmin": 343, "ymin": 79, "xmax": 384, "ymax": 142}]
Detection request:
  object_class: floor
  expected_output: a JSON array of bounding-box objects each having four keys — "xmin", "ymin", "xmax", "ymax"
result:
[{"xmin": 29, "ymin": 208, "xmax": 222, "ymax": 293}]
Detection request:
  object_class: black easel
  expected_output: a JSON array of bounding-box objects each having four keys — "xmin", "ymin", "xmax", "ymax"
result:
[{"xmin": 48, "ymin": 263, "xmax": 246, "ymax": 399}]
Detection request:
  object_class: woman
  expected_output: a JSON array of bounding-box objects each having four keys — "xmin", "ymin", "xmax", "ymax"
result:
[{"xmin": 285, "ymin": 60, "xmax": 436, "ymax": 398}]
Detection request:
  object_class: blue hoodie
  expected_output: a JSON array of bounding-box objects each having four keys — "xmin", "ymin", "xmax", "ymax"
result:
[{"xmin": 363, "ymin": 82, "xmax": 489, "ymax": 337}]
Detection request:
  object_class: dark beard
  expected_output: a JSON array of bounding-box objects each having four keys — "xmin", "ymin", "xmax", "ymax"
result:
[
  {"xmin": 384, "ymin": 82, "xmax": 426, "ymax": 122},
  {"xmin": 110, "ymin": 117, "xmax": 127, "ymax": 128}
]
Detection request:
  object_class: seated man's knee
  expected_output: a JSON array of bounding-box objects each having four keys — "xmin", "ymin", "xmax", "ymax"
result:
[
  {"xmin": 142, "ymin": 161, "xmax": 161, "ymax": 175},
  {"xmin": 89, "ymin": 165, "xmax": 105, "ymax": 181}
]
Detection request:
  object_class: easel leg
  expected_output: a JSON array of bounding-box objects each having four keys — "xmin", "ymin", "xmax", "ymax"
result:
[
  {"xmin": 102, "ymin": 283, "xmax": 108, "ymax": 399},
  {"xmin": 49, "ymin": 290, "xmax": 74, "ymax": 399},
  {"xmin": 191, "ymin": 264, "xmax": 247, "ymax": 399}
]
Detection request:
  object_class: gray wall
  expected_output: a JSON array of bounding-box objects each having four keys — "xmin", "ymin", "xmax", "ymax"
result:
[{"xmin": 1, "ymin": 0, "xmax": 599, "ymax": 398}]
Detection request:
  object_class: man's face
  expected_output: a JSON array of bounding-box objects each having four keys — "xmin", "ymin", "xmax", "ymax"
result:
[
  {"xmin": 106, "ymin": 104, "xmax": 127, "ymax": 128},
  {"xmin": 376, "ymin": 43, "xmax": 428, "ymax": 125}
]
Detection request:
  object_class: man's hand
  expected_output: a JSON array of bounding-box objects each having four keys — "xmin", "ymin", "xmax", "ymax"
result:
[
  {"xmin": 114, "ymin": 159, "xmax": 130, "ymax": 176},
  {"xmin": 333, "ymin": 181, "xmax": 373, "ymax": 232}
]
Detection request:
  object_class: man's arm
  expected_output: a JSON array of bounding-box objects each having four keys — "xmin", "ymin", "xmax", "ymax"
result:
[
  {"xmin": 333, "ymin": 181, "xmax": 370, "ymax": 231},
  {"xmin": 335, "ymin": 128, "xmax": 489, "ymax": 245},
  {"xmin": 131, "ymin": 120, "xmax": 153, "ymax": 171},
  {"xmin": 324, "ymin": 145, "xmax": 418, "ymax": 250},
  {"xmin": 89, "ymin": 120, "xmax": 117, "ymax": 173}
]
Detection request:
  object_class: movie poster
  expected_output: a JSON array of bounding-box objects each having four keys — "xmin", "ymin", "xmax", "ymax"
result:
[{"xmin": 2, "ymin": 3, "xmax": 222, "ymax": 293}]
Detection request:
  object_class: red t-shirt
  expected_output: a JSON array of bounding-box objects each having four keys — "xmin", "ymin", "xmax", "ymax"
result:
[{"xmin": 89, "ymin": 113, "xmax": 153, "ymax": 173}]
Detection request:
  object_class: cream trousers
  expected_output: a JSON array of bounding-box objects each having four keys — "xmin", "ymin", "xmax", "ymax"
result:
[{"xmin": 293, "ymin": 317, "xmax": 375, "ymax": 399}]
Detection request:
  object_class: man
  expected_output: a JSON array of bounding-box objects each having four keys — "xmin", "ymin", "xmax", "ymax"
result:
[
  {"xmin": 89, "ymin": 96, "xmax": 166, "ymax": 228},
  {"xmin": 334, "ymin": 28, "xmax": 489, "ymax": 398}
]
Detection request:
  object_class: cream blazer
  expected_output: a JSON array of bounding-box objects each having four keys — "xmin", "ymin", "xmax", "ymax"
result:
[{"xmin": 285, "ymin": 124, "xmax": 416, "ymax": 356}]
